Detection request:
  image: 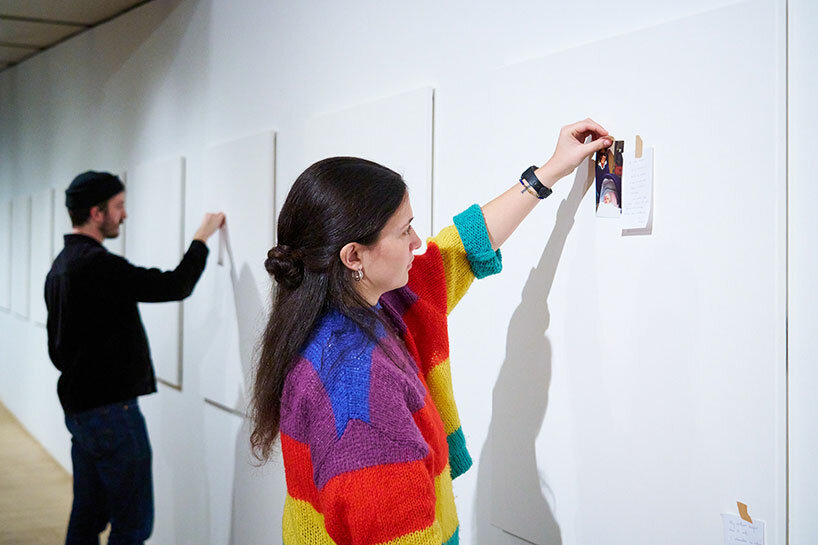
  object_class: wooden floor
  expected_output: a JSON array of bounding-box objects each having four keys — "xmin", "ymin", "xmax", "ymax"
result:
[{"xmin": 0, "ymin": 401, "xmax": 73, "ymax": 544}]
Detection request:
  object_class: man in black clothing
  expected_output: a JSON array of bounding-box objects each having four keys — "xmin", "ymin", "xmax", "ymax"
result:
[{"xmin": 45, "ymin": 171, "xmax": 224, "ymax": 545}]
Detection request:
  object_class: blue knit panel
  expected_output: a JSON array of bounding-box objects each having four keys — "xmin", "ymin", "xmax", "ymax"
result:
[
  {"xmin": 452, "ymin": 204, "xmax": 502, "ymax": 279},
  {"xmin": 302, "ymin": 310, "xmax": 376, "ymax": 438},
  {"xmin": 443, "ymin": 526, "xmax": 460, "ymax": 545},
  {"xmin": 447, "ymin": 427, "xmax": 473, "ymax": 479}
]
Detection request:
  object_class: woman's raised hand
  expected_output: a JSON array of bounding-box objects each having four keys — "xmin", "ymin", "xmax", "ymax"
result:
[{"xmin": 540, "ymin": 118, "xmax": 612, "ymax": 181}]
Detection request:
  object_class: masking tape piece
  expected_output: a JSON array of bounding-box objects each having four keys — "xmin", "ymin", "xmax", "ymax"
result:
[
  {"xmin": 737, "ymin": 501, "xmax": 753, "ymax": 523},
  {"xmin": 635, "ymin": 135, "xmax": 643, "ymax": 158}
]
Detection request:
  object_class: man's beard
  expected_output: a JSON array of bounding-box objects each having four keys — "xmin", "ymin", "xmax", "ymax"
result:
[{"xmin": 101, "ymin": 215, "xmax": 121, "ymax": 239}]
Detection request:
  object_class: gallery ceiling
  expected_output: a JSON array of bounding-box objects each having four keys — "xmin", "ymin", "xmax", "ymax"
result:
[{"xmin": 0, "ymin": 0, "xmax": 152, "ymax": 73}]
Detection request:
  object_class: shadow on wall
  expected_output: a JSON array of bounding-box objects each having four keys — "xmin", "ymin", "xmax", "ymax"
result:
[
  {"xmin": 473, "ymin": 158, "xmax": 594, "ymax": 545},
  {"xmin": 232, "ymin": 260, "xmax": 263, "ymax": 411},
  {"xmin": 227, "ymin": 250, "xmax": 286, "ymax": 543}
]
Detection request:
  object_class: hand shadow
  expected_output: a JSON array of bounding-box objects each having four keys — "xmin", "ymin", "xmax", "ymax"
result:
[{"xmin": 474, "ymin": 158, "xmax": 593, "ymax": 544}]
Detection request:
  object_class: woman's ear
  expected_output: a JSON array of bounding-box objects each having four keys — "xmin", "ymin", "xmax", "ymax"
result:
[{"xmin": 339, "ymin": 242, "xmax": 363, "ymax": 272}]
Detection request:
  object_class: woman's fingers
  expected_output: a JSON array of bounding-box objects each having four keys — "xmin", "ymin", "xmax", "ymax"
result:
[
  {"xmin": 570, "ymin": 118, "xmax": 608, "ymax": 141},
  {"xmin": 582, "ymin": 136, "xmax": 613, "ymax": 155}
]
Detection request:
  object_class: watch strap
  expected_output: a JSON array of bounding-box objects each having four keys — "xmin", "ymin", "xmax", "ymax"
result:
[{"xmin": 521, "ymin": 165, "xmax": 552, "ymax": 199}]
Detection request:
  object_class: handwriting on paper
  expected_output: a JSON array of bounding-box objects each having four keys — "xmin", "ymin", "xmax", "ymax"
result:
[
  {"xmin": 622, "ymin": 147, "xmax": 653, "ymax": 231},
  {"xmin": 721, "ymin": 513, "xmax": 765, "ymax": 545}
]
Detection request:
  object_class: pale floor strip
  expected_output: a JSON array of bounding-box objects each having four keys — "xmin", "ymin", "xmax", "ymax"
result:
[{"xmin": 0, "ymin": 401, "xmax": 114, "ymax": 544}]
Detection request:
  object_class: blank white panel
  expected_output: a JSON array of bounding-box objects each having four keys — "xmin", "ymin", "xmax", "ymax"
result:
[
  {"xmin": 29, "ymin": 188, "xmax": 54, "ymax": 325},
  {"xmin": 0, "ymin": 200, "xmax": 10, "ymax": 309},
  {"xmin": 453, "ymin": 3, "xmax": 786, "ymax": 544},
  {"xmin": 302, "ymin": 87, "xmax": 434, "ymax": 243},
  {"xmin": 124, "ymin": 158, "xmax": 185, "ymax": 387},
  {"xmin": 10, "ymin": 196, "xmax": 31, "ymax": 318},
  {"xmin": 191, "ymin": 131, "xmax": 275, "ymax": 414}
]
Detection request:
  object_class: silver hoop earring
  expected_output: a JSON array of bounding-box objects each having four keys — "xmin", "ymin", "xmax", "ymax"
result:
[{"xmin": 352, "ymin": 268, "xmax": 364, "ymax": 282}]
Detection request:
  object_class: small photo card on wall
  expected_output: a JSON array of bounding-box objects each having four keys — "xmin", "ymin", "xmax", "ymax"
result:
[
  {"xmin": 594, "ymin": 139, "xmax": 624, "ymax": 218},
  {"xmin": 592, "ymin": 133, "xmax": 654, "ymax": 235}
]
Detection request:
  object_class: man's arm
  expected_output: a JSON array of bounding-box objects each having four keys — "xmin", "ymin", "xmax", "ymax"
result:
[{"xmin": 109, "ymin": 212, "xmax": 225, "ymax": 303}]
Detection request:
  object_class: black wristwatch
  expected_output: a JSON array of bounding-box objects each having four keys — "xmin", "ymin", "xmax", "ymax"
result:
[{"xmin": 520, "ymin": 165, "xmax": 552, "ymax": 199}]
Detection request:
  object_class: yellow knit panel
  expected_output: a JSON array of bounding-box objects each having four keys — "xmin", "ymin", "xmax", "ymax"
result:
[
  {"xmin": 282, "ymin": 495, "xmax": 336, "ymax": 545},
  {"xmin": 281, "ymin": 455, "xmax": 459, "ymax": 545},
  {"xmin": 282, "ymin": 493, "xmax": 451, "ymax": 545},
  {"xmin": 428, "ymin": 226, "xmax": 475, "ymax": 315},
  {"xmin": 434, "ymin": 465, "xmax": 459, "ymax": 543},
  {"xmin": 426, "ymin": 358, "xmax": 460, "ymax": 436}
]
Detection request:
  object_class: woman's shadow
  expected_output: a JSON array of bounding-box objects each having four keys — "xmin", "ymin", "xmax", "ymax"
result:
[{"xmin": 474, "ymin": 158, "xmax": 593, "ymax": 544}]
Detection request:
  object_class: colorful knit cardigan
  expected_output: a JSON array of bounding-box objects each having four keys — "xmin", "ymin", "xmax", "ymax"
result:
[{"xmin": 279, "ymin": 204, "xmax": 502, "ymax": 545}]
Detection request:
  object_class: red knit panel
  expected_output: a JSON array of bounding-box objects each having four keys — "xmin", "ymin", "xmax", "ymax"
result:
[
  {"xmin": 407, "ymin": 241, "xmax": 448, "ymax": 315},
  {"xmin": 281, "ymin": 433, "xmax": 320, "ymax": 510},
  {"xmin": 402, "ymin": 329, "xmax": 426, "ymax": 374},
  {"xmin": 321, "ymin": 460, "xmax": 436, "ymax": 545},
  {"xmin": 402, "ymin": 300, "xmax": 449, "ymax": 374},
  {"xmin": 412, "ymin": 395, "xmax": 450, "ymax": 477}
]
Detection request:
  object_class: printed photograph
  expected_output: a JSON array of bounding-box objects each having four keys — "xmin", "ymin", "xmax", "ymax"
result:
[{"xmin": 595, "ymin": 140, "xmax": 623, "ymax": 217}]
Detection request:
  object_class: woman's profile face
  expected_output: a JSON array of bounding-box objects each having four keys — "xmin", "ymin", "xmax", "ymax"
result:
[{"xmin": 360, "ymin": 192, "xmax": 422, "ymax": 296}]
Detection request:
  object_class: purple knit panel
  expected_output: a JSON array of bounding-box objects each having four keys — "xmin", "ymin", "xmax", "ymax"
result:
[
  {"xmin": 279, "ymin": 357, "xmax": 336, "ymax": 444},
  {"xmin": 370, "ymin": 339, "xmax": 427, "ymax": 415},
  {"xmin": 312, "ymin": 344, "xmax": 429, "ymax": 489},
  {"xmin": 313, "ymin": 418, "xmax": 428, "ymax": 490}
]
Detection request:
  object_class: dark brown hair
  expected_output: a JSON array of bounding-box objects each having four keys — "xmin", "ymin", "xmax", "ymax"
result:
[{"xmin": 250, "ymin": 157, "xmax": 407, "ymax": 462}]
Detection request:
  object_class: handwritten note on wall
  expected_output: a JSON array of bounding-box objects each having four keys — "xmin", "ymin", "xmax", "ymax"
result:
[
  {"xmin": 622, "ymin": 147, "xmax": 654, "ymax": 233},
  {"xmin": 721, "ymin": 514, "xmax": 765, "ymax": 545}
]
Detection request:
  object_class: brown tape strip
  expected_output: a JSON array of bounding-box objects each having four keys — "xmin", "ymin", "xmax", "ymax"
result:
[
  {"xmin": 737, "ymin": 501, "xmax": 753, "ymax": 523},
  {"xmin": 635, "ymin": 135, "xmax": 643, "ymax": 158}
]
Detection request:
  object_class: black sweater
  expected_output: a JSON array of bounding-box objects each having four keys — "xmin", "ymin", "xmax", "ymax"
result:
[{"xmin": 45, "ymin": 234, "xmax": 209, "ymax": 414}]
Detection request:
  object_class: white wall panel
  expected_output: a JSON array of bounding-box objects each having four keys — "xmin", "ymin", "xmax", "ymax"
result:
[
  {"xmin": 189, "ymin": 131, "xmax": 275, "ymax": 415},
  {"xmin": 0, "ymin": 200, "xmax": 11, "ymax": 310},
  {"xmin": 124, "ymin": 158, "xmax": 185, "ymax": 387},
  {"xmin": 29, "ymin": 188, "xmax": 54, "ymax": 325},
  {"xmin": 10, "ymin": 195, "xmax": 31, "ymax": 318},
  {"xmin": 301, "ymin": 88, "xmax": 434, "ymax": 242}
]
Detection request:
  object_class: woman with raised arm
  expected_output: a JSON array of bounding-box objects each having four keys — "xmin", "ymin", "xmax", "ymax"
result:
[{"xmin": 251, "ymin": 119, "xmax": 611, "ymax": 545}]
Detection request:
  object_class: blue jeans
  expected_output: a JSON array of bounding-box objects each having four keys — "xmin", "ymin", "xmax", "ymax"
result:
[{"xmin": 64, "ymin": 399, "xmax": 153, "ymax": 545}]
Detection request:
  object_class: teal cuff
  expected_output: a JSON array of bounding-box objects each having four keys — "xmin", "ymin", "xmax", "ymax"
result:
[
  {"xmin": 453, "ymin": 204, "xmax": 502, "ymax": 279},
  {"xmin": 447, "ymin": 427, "xmax": 473, "ymax": 479}
]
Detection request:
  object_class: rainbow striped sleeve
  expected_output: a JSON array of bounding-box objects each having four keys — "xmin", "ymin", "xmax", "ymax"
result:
[
  {"xmin": 409, "ymin": 204, "xmax": 502, "ymax": 316},
  {"xmin": 402, "ymin": 204, "xmax": 502, "ymax": 479}
]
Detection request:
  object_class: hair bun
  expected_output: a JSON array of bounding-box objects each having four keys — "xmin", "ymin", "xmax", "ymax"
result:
[{"xmin": 265, "ymin": 244, "xmax": 304, "ymax": 289}]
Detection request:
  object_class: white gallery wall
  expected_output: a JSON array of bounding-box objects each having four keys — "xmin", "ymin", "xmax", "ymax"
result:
[{"xmin": 0, "ymin": 0, "xmax": 810, "ymax": 544}]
